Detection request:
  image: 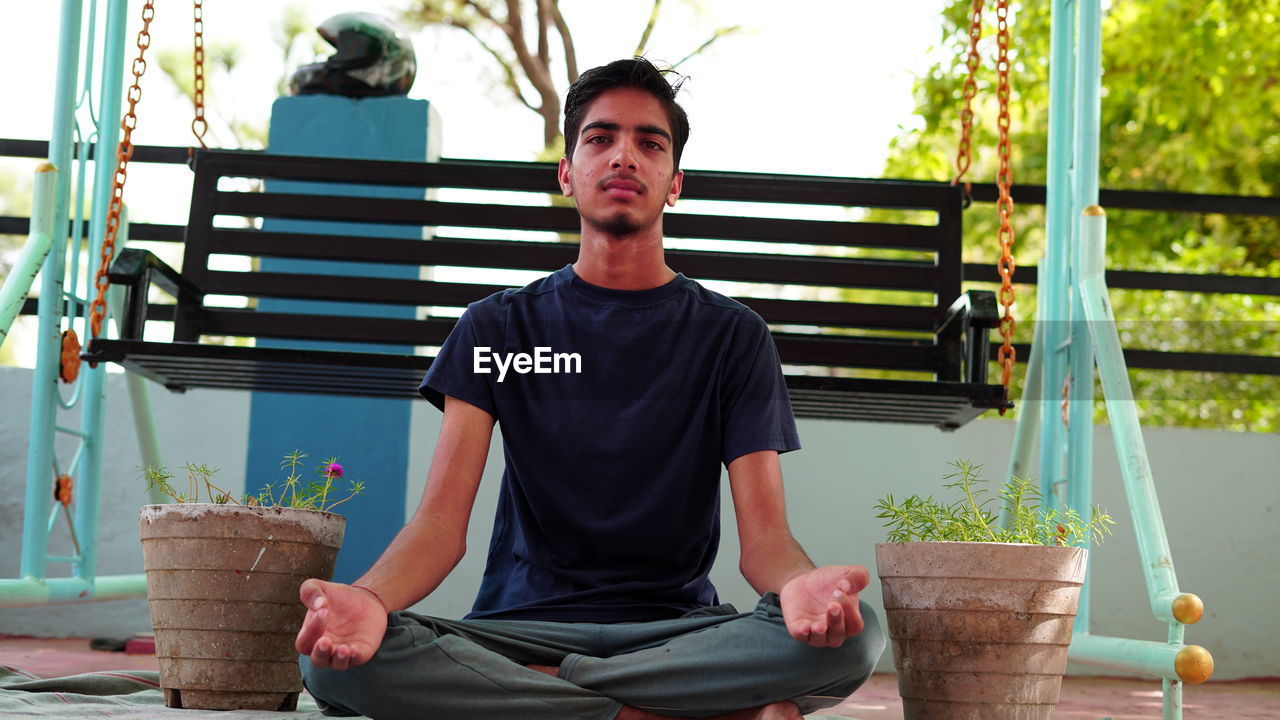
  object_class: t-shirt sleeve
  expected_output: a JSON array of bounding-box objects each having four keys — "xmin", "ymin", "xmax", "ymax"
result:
[
  {"xmin": 719, "ymin": 309, "xmax": 801, "ymax": 465},
  {"xmin": 418, "ymin": 307, "xmax": 497, "ymax": 416}
]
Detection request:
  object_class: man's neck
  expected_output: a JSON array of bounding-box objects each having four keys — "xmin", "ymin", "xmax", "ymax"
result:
[{"xmin": 573, "ymin": 228, "xmax": 675, "ymax": 290}]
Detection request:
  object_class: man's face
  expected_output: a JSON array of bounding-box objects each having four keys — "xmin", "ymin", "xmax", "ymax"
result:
[{"xmin": 558, "ymin": 87, "xmax": 684, "ymax": 237}]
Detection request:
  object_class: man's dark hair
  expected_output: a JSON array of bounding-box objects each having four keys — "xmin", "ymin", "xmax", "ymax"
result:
[{"xmin": 563, "ymin": 57, "xmax": 690, "ymax": 169}]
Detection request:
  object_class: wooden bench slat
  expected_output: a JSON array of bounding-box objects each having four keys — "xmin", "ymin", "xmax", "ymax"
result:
[
  {"xmin": 202, "ymin": 269, "xmax": 938, "ymax": 330},
  {"xmin": 201, "ymin": 310, "xmax": 453, "ymax": 346},
  {"xmin": 209, "ymin": 192, "xmax": 944, "ymax": 250},
  {"xmin": 197, "ymin": 309, "xmax": 944, "ymax": 371},
  {"xmin": 207, "ymin": 231, "xmax": 942, "ymax": 293},
  {"xmin": 203, "ymin": 271, "xmax": 509, "ymax": 309},
  {"xmin": 202, "ymin": 150, "xmax": 961, "ymax": 210},
  {"xmin": 774, "ymin": 335, "xmax": 940, "ymax": 371}
]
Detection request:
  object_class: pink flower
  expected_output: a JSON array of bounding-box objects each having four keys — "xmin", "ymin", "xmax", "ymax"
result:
[{"xmin": 323, "ymin": 462, "xmax": 344, "ymax": 479}]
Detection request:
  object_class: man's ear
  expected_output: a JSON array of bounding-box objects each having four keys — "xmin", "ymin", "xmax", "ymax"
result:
[
  {"xmin": 558, "ymin": 157, "xmax": 574, "ymax": 197},
  {"xmin": 666, "ymin": 169, "xmax": 684, "ymax": 207}
]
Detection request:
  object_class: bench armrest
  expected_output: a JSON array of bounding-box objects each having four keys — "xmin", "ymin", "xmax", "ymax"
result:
[
  {"xmin": 108, "ymin": 248, "xmax": 203, "ymax": 340},
  {"xmin": 936, "ymin": 290, "xmax": 999, "ymax": 384}
]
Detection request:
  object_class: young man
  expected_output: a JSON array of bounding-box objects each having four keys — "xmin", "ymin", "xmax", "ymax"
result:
[{"xmin": 296, "ymin": 58, "xmax": 885, "ymax": 720}]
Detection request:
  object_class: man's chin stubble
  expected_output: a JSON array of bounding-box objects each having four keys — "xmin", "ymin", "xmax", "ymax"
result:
[{"xmin": 586, "ymin": 214, "xmax": 647, "ymax": 237}]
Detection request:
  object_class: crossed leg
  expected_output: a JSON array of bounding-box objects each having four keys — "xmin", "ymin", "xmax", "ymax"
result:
[{"xmin": 303, "ymin": 594, "xmax": 884, "ymax": 720}]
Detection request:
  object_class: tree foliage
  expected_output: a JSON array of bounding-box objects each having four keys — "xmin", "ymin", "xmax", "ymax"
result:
[{"xmin": 883, "ymin": 0, "xmax": 1280, "ymax": 432}]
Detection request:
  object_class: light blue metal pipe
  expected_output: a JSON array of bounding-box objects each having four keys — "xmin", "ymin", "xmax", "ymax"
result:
[
  {"xmin": 1077, "ymin": 211, "xmax": 1182, "ymax": 619},
  {"xmin": 1070, "ymin": 633, "xmax": 1206, "ymax": 684},
  {"xmin": 1007, "ymin": 306, "xmax": 1044, "ymax": 486},
  {"xmin": 1067, "ymin": 0, "xmax": 1104, "ymax": 634},
  {"xmin": 109, "ymin": 277, "xmax": 167, "ymax": 506},
  {"xmin": 0, "ymin": 575, "xmax": 147, "ymax": 608},
  {"xmin": 1038, "ymin": 0, "xmax": 1078, "ymax": 510},
  {"xmin": 64, "ymin": 129, "xmax": 91, "ymax": 312},
  {"xmin": 21, "ymin": 0, "xmax": 85, "ymax": 583},
  {"xmin": 0, "ymin": 165, "xmax": 57, "ymax": 346},
  {"xmin": 75, "ymin": 0, "xmax": 131, "ymax": 588},
  {"xmin": 1164, "ymin": 623, "xmax": 1186, "ymax": 720}
]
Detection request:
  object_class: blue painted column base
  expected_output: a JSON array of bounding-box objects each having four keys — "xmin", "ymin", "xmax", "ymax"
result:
[{"xmin": 248, "ymin": 94, "xmax": 441, "ymax": 583}]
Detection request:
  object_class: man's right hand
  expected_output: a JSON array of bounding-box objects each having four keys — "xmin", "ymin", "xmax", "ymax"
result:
[{"xmin": 295, "ymin": 579, "xmax": 389, "ymax": 671}]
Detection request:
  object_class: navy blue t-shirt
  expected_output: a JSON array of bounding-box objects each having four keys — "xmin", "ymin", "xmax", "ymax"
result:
[{"xmin": 419, "ymin": 265, "xmax": 800, "ymax": 623}]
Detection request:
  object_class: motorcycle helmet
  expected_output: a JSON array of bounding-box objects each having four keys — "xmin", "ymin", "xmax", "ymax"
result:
[{"xmin": 289, "ymin": 12, "xmax": 416, "ymax": 97}]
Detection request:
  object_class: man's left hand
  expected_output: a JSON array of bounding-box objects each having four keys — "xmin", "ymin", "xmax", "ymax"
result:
[{"xmin": 779, "ymin": 565, "xmax": 869, "ymax": 647}]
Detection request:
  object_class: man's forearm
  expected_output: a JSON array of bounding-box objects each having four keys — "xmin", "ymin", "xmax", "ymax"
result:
[
  {"xmin": 350, "ymin": 510, "xmax": 466, "ymax": 611},
  {"xmin": 350, "ymin": 395, "xmax": 492, "ymax": 612},
  {"xmin": 739, "ymin": 530, "xmax": 816, "ymax": 596}
]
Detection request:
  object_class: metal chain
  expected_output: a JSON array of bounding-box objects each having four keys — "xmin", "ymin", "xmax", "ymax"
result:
[
  {"xmin": 994, "ymin": 0, "xmax": 1017, "ymax": 412},
  {"xmin": 952, "ymin": 0, "xmax": 984, "ymax": 199},
  {"xmin": 88, "ymin": 0, "xmax": 155, "ymax": 344},
  {"xmin": 191, "ymin": 0, "xmax": 208, "ymax": 149}
]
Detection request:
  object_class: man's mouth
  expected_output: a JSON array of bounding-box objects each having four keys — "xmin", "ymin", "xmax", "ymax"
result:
[{"xmin": 601, "ymin": 177, "xmax": 643, "ymax": 196}]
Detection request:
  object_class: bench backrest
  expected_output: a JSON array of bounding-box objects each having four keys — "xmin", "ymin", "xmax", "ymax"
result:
[{"xmin": 178, "ymin": 150, "xmax": 964, "ymax": 380}]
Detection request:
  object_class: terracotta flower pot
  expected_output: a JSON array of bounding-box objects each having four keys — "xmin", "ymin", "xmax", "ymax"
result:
[
  {"xmin": 140, "ymin": 503, "xmax": 345, "ymax": 710},
  {"xmin": 876, "ymin": 541, "xmax": 1088, "ymax": 720}
]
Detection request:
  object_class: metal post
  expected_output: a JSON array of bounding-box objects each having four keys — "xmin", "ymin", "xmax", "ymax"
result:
[
  {"xmin": 1038, "ymin": 0, "xmax": 1078, "ymax": 510},
  {"xmin": 1006, "ymin": 309, "xmax": 1044, "ymax": 485},
  {"xmin": 105, "ymin": 206, "xmax": 167, "ymax": 504},
  {"xmin": 1076, "ymin": 210, "xmax": 1184, "ymax": 620},
  {"xmin": 109, "ymin": 278, "xmax": 167, "ymax": 506},
  {"xmin": 73, "ymin": 0, "xmax": 130, "ymax": 587},
  {"xmin": 1067, "ymin": 0, "xmax": 1104, "ymax": 633},
  {"xmin": 21, "ymin": 0, "xmax": 85, "ymax": 582}
]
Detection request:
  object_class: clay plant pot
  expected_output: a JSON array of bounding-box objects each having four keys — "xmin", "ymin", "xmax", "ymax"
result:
[
  {"xmin": 140, "ymin": 504, "xmax": 345, "ymax": 711},
  {"xmin": 875, "ymin": 541, "xmax": 1088, "ymax": 720}
]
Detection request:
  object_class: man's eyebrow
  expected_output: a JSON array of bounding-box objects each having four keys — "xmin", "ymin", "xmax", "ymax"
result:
[
  {"xmin": 581, "ymin": 121, "xmax": 672, "ymax": 142},
  {"xmin": 637, "ymin": 124, "xmax": 672, "ymax": 141}
]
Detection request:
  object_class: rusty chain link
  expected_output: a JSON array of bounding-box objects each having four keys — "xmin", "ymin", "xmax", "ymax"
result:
[
  {"xmin": 88, "ymin": 0, "xmax": 156, "ymax": 347},
  {"xmin": 994, "ymin": 0, "xmax": 1017, "ymax": 412},
  {"xmin": 952, "ymin": 0, "xmax": 984, "ymax": 202},
  {"xmin": 191, "ymin": 0, "xmax": 208, "ymax": 150}
]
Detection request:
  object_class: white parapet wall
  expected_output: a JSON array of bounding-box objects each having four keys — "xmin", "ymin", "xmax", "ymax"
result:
[{"xmin": 1, "ymin": 365, "xmax": 1276, "ymax": 678}]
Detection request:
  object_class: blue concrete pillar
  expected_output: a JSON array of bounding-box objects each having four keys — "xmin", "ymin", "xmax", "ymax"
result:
[{"xmin": 249, "ymin": 95, "xmax": 441, "ymax": 583}]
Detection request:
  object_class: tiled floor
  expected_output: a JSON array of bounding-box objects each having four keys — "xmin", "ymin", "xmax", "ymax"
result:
[{"xmin": 1, "ymin": 636, "xmax": 1277, "ymax": 719}]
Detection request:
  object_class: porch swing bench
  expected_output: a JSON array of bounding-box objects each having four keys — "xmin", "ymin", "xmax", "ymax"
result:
[{"xmin": 83, "ymin": 149, "xmax": 1010, "ymax": 430}]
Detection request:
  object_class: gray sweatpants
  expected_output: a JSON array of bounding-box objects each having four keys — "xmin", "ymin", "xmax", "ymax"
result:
[{"xmin": 301, "ymin": 592, "xmax": 885, "ymax": 720}]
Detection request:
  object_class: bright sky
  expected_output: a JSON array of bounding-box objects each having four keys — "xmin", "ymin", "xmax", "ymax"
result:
[
  {"xmin": 0, "ymin": 0, "xmax": 953, "ymax": 365},
  {"xmin": 3, "ymin": 0, "xmax": 950, "ymax": 173}
]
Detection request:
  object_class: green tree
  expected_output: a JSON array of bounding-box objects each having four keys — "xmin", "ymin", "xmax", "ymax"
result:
[{"xmin": 883, "ymin": 0, "xmax": 1280, "ymax": 432}]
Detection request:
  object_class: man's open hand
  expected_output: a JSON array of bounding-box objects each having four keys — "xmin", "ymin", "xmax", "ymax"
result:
[
  {"xmin": 295, "ymin": 579, "xmax": 389, "ymax": 671},
  {"xmin": 779, "ymin": 565, "xmax": 869, "ymax": 648}
]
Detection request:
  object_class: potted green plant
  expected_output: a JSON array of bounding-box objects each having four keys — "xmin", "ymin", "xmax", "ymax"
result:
[
  {"xmin": 873, "ymin": 460, "xmax": 1114, "ymax": 720},
  {"xmin": 139, "ymin": 451, "xmax": 364, "ymax": 711}
]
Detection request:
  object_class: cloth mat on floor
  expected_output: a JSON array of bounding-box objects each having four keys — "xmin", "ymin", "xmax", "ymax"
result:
[
  {"xmin": 0, "ymin": 665, "xmax": 341, "ymax": 719},
  {"xmin": 0, "ymin": 665, "xmax": 857, "ymax": 719}
]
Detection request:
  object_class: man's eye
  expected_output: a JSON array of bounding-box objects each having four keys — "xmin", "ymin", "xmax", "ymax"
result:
[
  {"xmin": 643, "ymin": 140, "xmax": 665, "ymax": 151},
  {"xmin": 586, "ymin": 135, "xmax": 608, "ymax": 144}
]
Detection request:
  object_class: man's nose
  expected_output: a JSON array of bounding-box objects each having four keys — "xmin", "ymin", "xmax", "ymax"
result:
[{"xmin": 610, "ymin": 144, "xmax": 638, "ymax": 171}]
